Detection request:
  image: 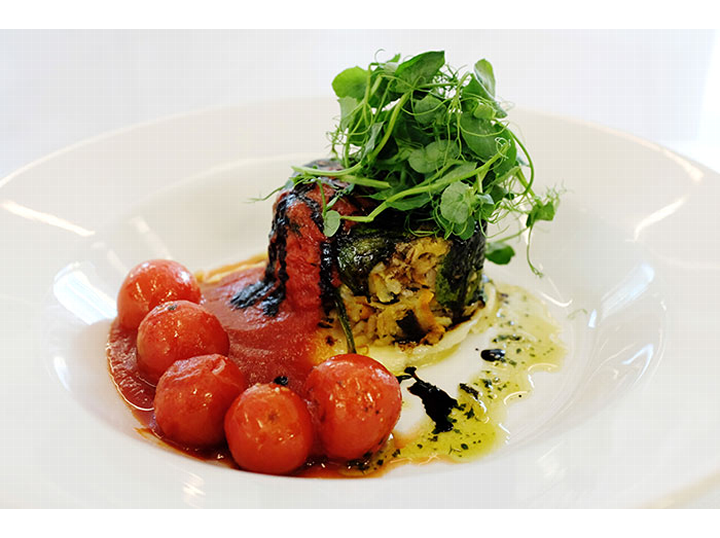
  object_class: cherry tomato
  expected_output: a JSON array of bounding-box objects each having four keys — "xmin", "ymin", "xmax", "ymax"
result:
[
  {"xmin": 137, "ymin": 300, "xmax": 229, "ymax": 384},
  {"xmin": 224, "ymin": 384, "xmax": 314, "ymax": 475},
  {"xmin": 303, "ymin": 354, "xmax": 402, "ymax": 461},
  {"xmin": 117, "ymin": 259, "xmax": 201, "ymax": 329},
  {"xmin": 154, "ymin": 354, "xmax": 247, "ymax": 448}
]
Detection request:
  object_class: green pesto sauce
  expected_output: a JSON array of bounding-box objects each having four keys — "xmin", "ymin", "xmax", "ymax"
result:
[{"xmin": 339, "ymin": 283, "xmax": 565, "ymax": 476}]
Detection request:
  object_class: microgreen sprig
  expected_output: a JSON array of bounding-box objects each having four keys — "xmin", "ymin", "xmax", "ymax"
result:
[{"xmin": 292, "ymin": 51, "xmax": 561, "ymax": 275}]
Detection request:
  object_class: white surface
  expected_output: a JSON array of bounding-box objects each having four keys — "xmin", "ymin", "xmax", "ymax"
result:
[{"xmin": 1, "ymin": 99, "xmax": 718, "ymax": 507}]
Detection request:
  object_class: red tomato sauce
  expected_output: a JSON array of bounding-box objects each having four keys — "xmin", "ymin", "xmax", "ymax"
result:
[
  {"xmin": 199, "ymin": 265, "xmax": 322, "ymax": 395},
  {"xmin": 108, "ymin": 263, "xmax": 321, "ymax": 407},
  {"xmin": 106, "ymin": 321, "xmax": 154, "ymax": 411},
  {"xmin": 107, "ymin": 261, "xmax": 344, "ymax": 473}
]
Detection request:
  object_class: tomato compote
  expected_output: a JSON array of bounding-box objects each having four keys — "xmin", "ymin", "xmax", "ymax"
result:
[
  {"xmin": 107, "ymin": 262, "xmax": 326, "ymax": 407},
  {"xmin": 106, "ymin": 177, "xmax": 413, "ymax": 477}
]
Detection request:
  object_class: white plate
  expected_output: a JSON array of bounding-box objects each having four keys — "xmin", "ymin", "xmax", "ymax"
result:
[{"xmin": 2, "ymin": 99, "xmax": 718, "ymax": 508}]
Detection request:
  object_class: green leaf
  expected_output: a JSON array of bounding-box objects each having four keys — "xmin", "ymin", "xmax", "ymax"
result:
[
  {"xmin": 476, "ymin": 192, "xmax": 494, "ymax": 207},
  {"xmin": 387, "ymin": 192, "xmax": 431, "ymax": 211},
  {"xmin": 323, "ymin": 210, "xmax": 342, "ymax": 237},
  {"xmin": 332, "ymin": 66, "xmax": 367, "ymax": 100},
  {"xmin": 488, "ymin": 184, "xmax": 509, "ymax": 204},
  {"xmin": 408, "ymin": 139, "xmax": 460, "ymax": 174},
  {"xmin": 525, "ymin": 199, "xmax": 557, "ymax": 228},
  {"xmin": 472, "ymin": 101, "xmax": 496, "ymax": 120},
  {"xmin": 460, "ymin": 115, "xmax": 503, "ymax": 160},
  {"xmin": 437, "ymin": 162, "xmax": 479, "ymax": 184},
  {"xmin": 338, "ymin": 96, "xmax": 359, "ymax": 130},
  {"xmin": 462, "ymin": 62, "xmax": 507, "ymax": 119},
  {"xmin": 394, "ymin": 114, "xmax": 434, "ymax": 146},
  {"xmin": 454, "ymin": 220, "xmax": 477, "ymax": 240},
  {"xmin": 368, "ymin": 58, "xmax": 400, "ymax": 109},
  {"xmin": 485, "ymin": 242, "xmax": 515, "ymax": 265},
  {"xmin": 440, "ymin": 182, "xmax": 474, "ymax": 224},
  {"xmin": 358, "ymin": 122, "xmax": 384, "ymax": 160},
  {"xmin": 414, "ymin": 93, "xmax": 445, "ymax": 126},
  {"xmin": 473, "ymin": 59, "xmax": 497, "ymax": 98},
  {"xmin": 394, "ymin": 51, "xmax": 445, "ymax": 92}
]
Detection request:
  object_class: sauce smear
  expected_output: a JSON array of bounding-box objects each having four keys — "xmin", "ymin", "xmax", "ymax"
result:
[{"xmin": 201, "ymin": 266, "xmax": 321, "ymax": 394}]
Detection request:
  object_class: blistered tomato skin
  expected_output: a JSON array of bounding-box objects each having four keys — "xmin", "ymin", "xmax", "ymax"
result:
[
  {"xmin": 136, "ymin": 301, "xmax": 230, "ymax": 385},
  {"xmin": 224, "ymin": 384, "xmax": 314, "ymax": 475},
  {"xmin": 304, "ymin": 354, "xmax": 402, "ymax": 461},
  {"xmin": 117, "ymin": 259, "xmax": 202, "ymax": 329},
  {"xmin": 154, "ymin": 354, "xmax": 247, "ymax": 448}
]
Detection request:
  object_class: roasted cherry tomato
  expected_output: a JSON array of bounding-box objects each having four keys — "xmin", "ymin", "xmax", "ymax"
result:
[
  {"xmin": 117, "ymin": 259, "xmax": 202, "ymax": 329},
  {"xmin": 303, "ymin": 353, "xmax": 402, "ymax": 461},
  {"xmin": 224, "ymin": 384, "xmax": 314, "ymax": 475},
  {"xmin": 137, "ymin": 300, "xmax": 229, "ymax": 384},
  {"xmin": 154, "ymin": 354, "xmax": 247, "ymax": 448}
]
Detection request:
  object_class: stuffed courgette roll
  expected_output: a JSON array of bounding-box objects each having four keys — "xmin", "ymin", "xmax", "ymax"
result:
[
  {"xmin": 337, "ymin": 219, "xmax": 487, "ymax": 347},
  {"xmin": 232, "ymin": 50, "xmax": 559, "ymax": 357}
]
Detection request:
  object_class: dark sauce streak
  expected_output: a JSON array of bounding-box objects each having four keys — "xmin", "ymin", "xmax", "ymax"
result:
[
  {"xmin": 318, "ymin": 240, "xmax": 337, "ymax": 314},
  {"xmin": 458, "ymin": 382, "xmax": 480, "ymax": 399},
  {"xmin": 230, "ymin": 194, "xmax": 290, "ymax": 316},
  {"xmin": 397, "ymin": 367, "xmax": 458, "ymax": 434},
  {"xmin": 230, "ymin": 188, "xmax": 326, "ymax": 316},
  {"xmin": 231, "ymin": 161, "xmax": 345, "ymax": 317},
  {"xmin": 280, "ymin": 189, "xmax": 337, "ymax": 314},
  {"xmin": 481, "ymin": 348, "xmax": 506, "ymax": 362}
]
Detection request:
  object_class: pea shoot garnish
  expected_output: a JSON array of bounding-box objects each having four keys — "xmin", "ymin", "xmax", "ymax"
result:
[{"xmin": 291, "ymin": 50, "xmax": 561, "ymax": 275}]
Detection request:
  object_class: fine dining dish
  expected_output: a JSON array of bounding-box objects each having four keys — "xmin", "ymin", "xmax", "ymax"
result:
[
  {"xmin": 105, "ymin": 51, "xmax": 567, "ymax": 476},
  {"xmin": 7, "ymin": 56, "xmax": 712, "ymax": 506}
]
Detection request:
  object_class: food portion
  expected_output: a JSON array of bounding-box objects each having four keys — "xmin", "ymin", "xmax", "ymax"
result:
[
  {"xmin": 117, "ymin": 259, "xmax": 202, "ymax": 330},
  {"xmin": 154, "ymin": 354, "xmax": 247, "ymax": 448},
  {"xmin": 304, "ymin": 354, "xmax": 402, "ymax": 461},
  {"xmin": 224, "ymin": 383, "xmax": 315, "ymax": 475},
  {"xmin": 338, "ymin": 221, "xmax": 487, "ymax": 348},
  {"xmin": 106, "ymin": 50, "xmax": 564, "ymax": 477},
  {"xmin": 136, "ymin": 300, "xmax": 230, "ymax": 384}
]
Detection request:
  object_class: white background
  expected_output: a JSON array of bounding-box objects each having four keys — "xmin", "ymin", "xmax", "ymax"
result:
[{"xmin": 1, "ymin": 29, "xmax": 719, "ymax": 180}]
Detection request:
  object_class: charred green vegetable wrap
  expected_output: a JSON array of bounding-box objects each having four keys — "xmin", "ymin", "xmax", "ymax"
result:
[{"xmin": 335, "ymin": 217, "xmax": 487, "ymax": 346}]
